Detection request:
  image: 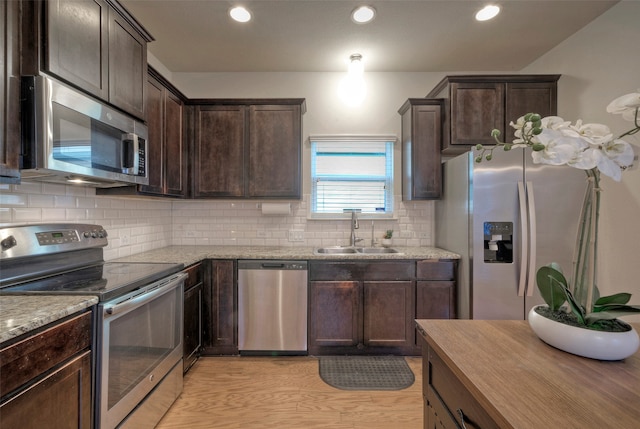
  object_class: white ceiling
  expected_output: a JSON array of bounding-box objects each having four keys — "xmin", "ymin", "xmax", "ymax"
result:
[{"xmin": 120, "ymin": 0, "xmax": 620, "ymax": 73}]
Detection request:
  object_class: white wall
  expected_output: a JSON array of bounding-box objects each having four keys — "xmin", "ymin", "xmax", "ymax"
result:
[{"xmin": 522, "ymin": 0, "xmax": 640, "ymax": 318}]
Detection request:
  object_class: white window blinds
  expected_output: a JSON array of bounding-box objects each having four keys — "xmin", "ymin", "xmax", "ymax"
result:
[{"xmin": 310, "ymin": 136, "xmax": 394, "ymax": 216}]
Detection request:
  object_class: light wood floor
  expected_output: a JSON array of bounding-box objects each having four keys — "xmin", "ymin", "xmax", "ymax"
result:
[{"xmin": 156, "ymin": 356, "xmax": 423, "ymax": 429}]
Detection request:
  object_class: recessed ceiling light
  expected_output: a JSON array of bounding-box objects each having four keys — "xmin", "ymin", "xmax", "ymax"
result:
[
  {"xmin": 351, "ymin": 6, "xmax": 376, "ymax": 24},
  {"xmin": 229, "ymin": 6, "xmax": 251, "ymax": 23},
  {"xmin": 475, "ymin": 5, "xmax": 500, "ymax": 21}
]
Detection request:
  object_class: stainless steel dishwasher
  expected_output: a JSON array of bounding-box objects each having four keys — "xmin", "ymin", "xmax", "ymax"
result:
[{"xmin": 237, "ymin": 260, "xmax": 308, "ymax": 355}]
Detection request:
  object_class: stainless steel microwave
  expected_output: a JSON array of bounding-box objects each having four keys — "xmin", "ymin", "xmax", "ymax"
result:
[{"xmin": 20, "ymin": 75, "xmax": 149, "ymax": 187}]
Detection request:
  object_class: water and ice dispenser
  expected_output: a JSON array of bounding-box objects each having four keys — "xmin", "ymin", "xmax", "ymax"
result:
[{"xmin": 483, "ymin": 222, "xmax": 513, "ymax": 263}]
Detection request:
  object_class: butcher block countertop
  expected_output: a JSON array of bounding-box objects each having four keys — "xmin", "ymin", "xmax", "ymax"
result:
[{"xmin": 416, "ymin": 319, "xmax": 640, "ymax": 429}]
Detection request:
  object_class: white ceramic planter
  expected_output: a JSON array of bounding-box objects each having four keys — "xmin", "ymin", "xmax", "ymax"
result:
[
  {"xmin": 528, "ymin": 305, "xmax": 640, "ymax": 361},
  {"xmin": 381, "ymin": 239, "xmax": 392, "ymax": 248}
]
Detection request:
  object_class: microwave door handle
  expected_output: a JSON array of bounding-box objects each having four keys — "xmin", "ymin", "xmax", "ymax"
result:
[{"xmin": 121, "ymin": 133, "xmax": 140, "ymax": 175}]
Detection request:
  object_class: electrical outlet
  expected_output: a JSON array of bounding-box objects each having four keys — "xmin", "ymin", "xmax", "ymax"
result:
[
  {"xmin": 288, "ymin": 230, "xmax": 305, "ymax": 242},
  {"xmin": 256, "ymin": 231, "xmax": 267, "ymax": 238},
  {"xmin": 185, "ymin": 231, "xmax": 196, "ymax": 238},
  {"xmin": 121, "ymin": 235, "xmax": 130, "ymax": 246},
  {"xmin": 418, "ymin": 232, "xmax": 429, "ymax": 239}
]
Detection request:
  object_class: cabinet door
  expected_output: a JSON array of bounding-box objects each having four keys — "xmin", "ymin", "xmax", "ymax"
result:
[
  {"xmin": 140, "ymin": 75, "xmax": 165, "ymax": 194},
  {"xmin": 0, "ymin": 0, "xmax": 20, "ymax": 183},
  {"xmin": 417, "ymin": 281, "xmax": 456, "ymax": 320},
  {"xmin": 505, "ymin": 81, "xmax": 557, "ymax": 141},
  {"xmin": 363, "ymin": 281, "xmax": 415, "ymax": 348},
  {"xmin": 46, "ymin": 0, "xmax": 109, "ymax": 100},
  {"xmin": 309, "ymin": 281, "xmax": 362, "ymax": 350},
  {"xmin": 164, "ymin": 91, "xmax": 187, "ymax": 196},
  {"xmin": 193, "ymin": 106, "xmax": 246, "ymax": 198},
  {"xmin": 184, "ymin": 282, "xmax": 202, "ymax": 372},
  {"xmin": 0, "ymin": 351, "xmax": 92, "ymax": 429},
  {"xmin": 248, "ymin": 104, "xmax": 302, "ymax": 198},
  {"xmin": 203, "ymin": 260, "xmax": 237, "ymax": 354},
  {"xmin": 108, "ymin": 9, "xmax": 146, "ymax": 119},
  {"xmin": 402, "ymin": 101, "xmax": 442, "ymax": 200},
  {"xmin": 450, "ymin": 82, "xmax": 504, "ymax": 147}
]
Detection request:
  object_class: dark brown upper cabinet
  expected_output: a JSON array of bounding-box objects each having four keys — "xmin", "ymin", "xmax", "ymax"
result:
[
  {"xmin": 139, "ymin": 70, "xmax": 187, "ymax": 197},
  {"xmin": 98, "ymin": 69, "xmax": 187, "ymax": 198},
  {"xmin": 0, "ymin": 0, "xmax": 20, "ymax": 184},
  {"xmin": 190, "ymin": 99, "xmax": 305, "ymax": 199},
  {"xmin": 22, "ymin": 0, "xmax": 153, "ymax": 120},
  {"xmin": 426, "ymin": 75, "xmax": 559, "ymax": 156},
  {"xmin": 399, "ymin": 99, "xmax": 443, "ymax": 200}
]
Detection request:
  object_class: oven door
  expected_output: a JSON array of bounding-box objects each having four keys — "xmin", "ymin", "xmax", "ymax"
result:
[{"xmin": 98, "ymin": 272, "xmax": 185, "ymax": 429}]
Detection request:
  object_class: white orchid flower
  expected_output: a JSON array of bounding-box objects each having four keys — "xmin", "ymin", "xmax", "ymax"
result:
[
  {"xmin": 541, "ymin": 116, "xmax": 571, "ymax": 130},
  {"xmin": 607, "ymin": 91, "xmax": 640, "ymax": 122},
  {"xmin": 532, "ymin": 129, "xmax": 592, "ymax": 167},
  {"xmin": 592, "ymin": 139, "xmax": 636, "ymax": 181},
  {"xmin": 562, "ymin": 120, "xmax": 614, "ymax": 146}
]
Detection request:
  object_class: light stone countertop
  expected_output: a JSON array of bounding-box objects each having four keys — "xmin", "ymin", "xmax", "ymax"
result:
[
  {"xmin": 111, "ymin": 245, "xmax": 460, "ymax": 267},
  {"xmin": 0, "ymin": 245, "xmax": 458, "ymax": 344},
  {"xmin": 0, "ymin": 295, "xmax": 98, "ymax": 344}
]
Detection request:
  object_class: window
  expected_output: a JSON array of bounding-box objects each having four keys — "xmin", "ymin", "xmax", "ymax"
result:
[{"xmin": 310, "ymin": 135, "xmax": 395, "ymax": 218}]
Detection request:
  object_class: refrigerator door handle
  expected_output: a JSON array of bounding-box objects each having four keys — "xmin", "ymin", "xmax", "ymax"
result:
[
  {"xmin": 517, "ymin": 181, "xmax": 528, "ymax": 297},
  {"xmin": 526, "ymin": 181, "xmax": 538, "ymax": 297}
]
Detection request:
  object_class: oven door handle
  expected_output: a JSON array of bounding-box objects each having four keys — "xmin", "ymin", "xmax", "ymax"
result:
[{"xmin": 103, "ymin": 272, "xmax": 186, "ymax": 318}]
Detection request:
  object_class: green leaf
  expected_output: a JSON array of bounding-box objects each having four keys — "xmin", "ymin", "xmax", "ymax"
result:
[
  {"xmin": 595, "ymin": 293, "xmax": 631, "ymax": 306},
  {"xmin": 562, "ymin": 284, "xmax": 587, "ymax": 325},
  {"xmin": 592, "ymin": 304, "xmax": 640, "ymax": 314},
  {"xmin": 536, "ymin": 265, "xmax": 568, "ymax": 311}
]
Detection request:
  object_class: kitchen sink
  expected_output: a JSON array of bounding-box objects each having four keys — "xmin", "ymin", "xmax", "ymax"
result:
[
  {"xmin": 313, "ymin": 247, "xmax": 402, "ymax": 255},
  {"xmin": 356, "ymin": 247, "xmax": 401, "ymax": 254},
  {"xmin": 314, "ymin": 247, "xmax": 358, "ymax": 254}
]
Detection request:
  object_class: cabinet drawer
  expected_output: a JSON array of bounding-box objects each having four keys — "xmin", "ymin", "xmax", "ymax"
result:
[
  {"xmin": 427, "ymin": 385, "xmax": 462, "ymax": 429},
  {"xmin": 417, "ymin": 260, "xmax": 455, "ymax": 280},
  {"xmin": 0, "ymin": 311, "xmax": 92, "ymax": 397},
  {"xmin": 428, "ymin": 347, "xmax": 498, "ymax": 429},
  {"xmin": 183, "ymin": 262, "xmax": 203, "ymax": 290},
  {"xmin": 309, "ymin": 261, "xmax": 414, "ymax": 281}
]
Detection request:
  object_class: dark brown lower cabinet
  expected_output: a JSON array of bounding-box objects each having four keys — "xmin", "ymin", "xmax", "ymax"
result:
[
  {"xmin": 183, "ymin": 263, "xmax": 203, "ymax": 372},
  {"xmin": 309, "ymin": 260, "xmax": 457, "ymax": 356},
  {"xmin": 309, "ymin": 280, "xmax": 362, "ymax": 349},
  {"xmin": 309, "ymin": 261, "xmax": 419, "ymax": 355},
  {"xmin": 0, "ymin": 311, "xmax": 93, "ymax": 429},
  {"xmin": 0, "ymin": 351, "xmax": 92, "ymax": 429},
  {"xmin": 202, "ymin": 259, "xmax": 237, "ymax": 355},
  {"xmin": 364, "ymin": 281, "xmax": 415, "ymax": 348},
  {"xmin": 415, "ymin": 260, "xmax": 457, "ymax": 349}
]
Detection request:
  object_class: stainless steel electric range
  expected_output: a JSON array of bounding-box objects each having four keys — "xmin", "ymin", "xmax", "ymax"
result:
[{"xmin": 0, "ymin": 223, "xmax": 186, "ymax": 429}]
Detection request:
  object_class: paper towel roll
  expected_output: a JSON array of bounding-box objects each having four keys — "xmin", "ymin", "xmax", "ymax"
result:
[{"xmin": 261, "ymin": 203, "xmax": 291, "ymax": 215}]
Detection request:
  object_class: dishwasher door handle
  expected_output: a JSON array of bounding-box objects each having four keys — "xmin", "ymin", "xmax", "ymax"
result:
[{"xmin": 260, "ymin": 263, "xmax": 286, "ymax": 269}]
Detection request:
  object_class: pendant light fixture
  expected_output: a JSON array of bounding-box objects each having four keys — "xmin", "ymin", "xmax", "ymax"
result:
[{"xmin": 339, "ymin": 53, "xmax": 366, "ymax": 106}]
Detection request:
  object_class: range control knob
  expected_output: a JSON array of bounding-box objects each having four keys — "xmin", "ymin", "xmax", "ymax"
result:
[
  {"xmin": 1, "ymin": 235, "xmax": 17, "ymax": 251},
  {"xmin": 83, "ymin": 231, "xmax": 91, "ymax": 238}
]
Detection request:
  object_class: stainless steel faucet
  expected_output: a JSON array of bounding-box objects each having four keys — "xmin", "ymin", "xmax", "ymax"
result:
[{"xmin": 350, "ymin": 211, "xmax": 362, "ymax": 247}]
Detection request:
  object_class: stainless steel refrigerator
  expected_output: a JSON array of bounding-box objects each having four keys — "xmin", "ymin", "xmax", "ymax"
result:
[{"xmin": 435, "ymin": 148, "xmax": 588, "ymax": 320}]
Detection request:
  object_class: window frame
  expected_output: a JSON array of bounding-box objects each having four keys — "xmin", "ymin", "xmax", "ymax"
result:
[{"xmin": 308, "ymin": 134, "xmax": 397, "ymax": 220}]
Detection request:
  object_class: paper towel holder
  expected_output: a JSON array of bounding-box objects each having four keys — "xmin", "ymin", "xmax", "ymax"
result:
[{"xmin": 258, "ymin": 202, "xmax": 291, "ymax": 216}]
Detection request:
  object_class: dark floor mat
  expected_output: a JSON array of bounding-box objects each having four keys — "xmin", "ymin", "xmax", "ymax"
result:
[{"xmin": 318, "ymin": 356, "xmax": 415, "ymax": 391}]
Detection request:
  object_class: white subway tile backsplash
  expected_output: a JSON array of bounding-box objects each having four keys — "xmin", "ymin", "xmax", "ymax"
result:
[
  {"xmin": 1, "ymin": 187, "xmax": 434, "ymax": 258},
  {"xmin": 41, "ymin": 183, "xmax": 66, "ymax": 195},
  {"xmin": 0, "ymin": 194, "xmax": 27, "ymax": 207},
  {"xmin": 13, "ymin": 208, "xmax": 42, "ymax": 221},
  {"xmin": 54, "ymin": 195, "xmax": 76, "ymax": 208}
]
